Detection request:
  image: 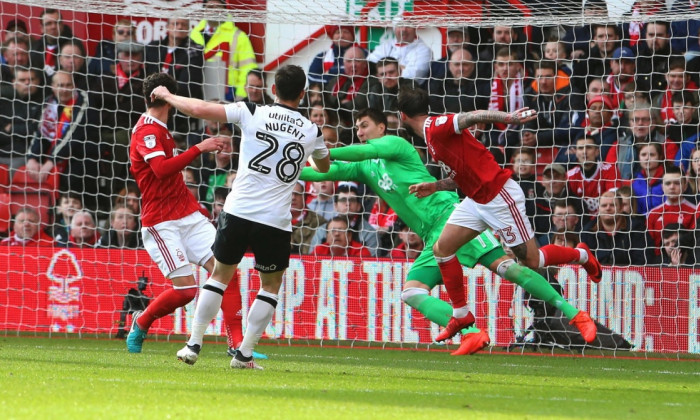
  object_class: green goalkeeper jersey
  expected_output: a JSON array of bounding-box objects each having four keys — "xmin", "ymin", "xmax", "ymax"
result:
[{"xmin": 300, "ymin": 135, "xmax": 459, "ymax": 238}]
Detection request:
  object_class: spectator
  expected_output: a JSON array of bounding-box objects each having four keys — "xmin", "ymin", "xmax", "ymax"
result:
[
  {"xmin": 210, "ymin": 186, "xmax": 228, "ymax": 226},
  {"xmin": 224, "ymin": 170, "xmax": 237, "ymax": 188},
  {"xmin": 368, "ymin": 197, "xmax": 398, "ymax": 253},
  {"xmin": 93, "ymin": 41, "xmax": 147, "ymax": 198},
  {"xmin": 290, "ymin": 180, "xmax": 326, "ymax": 255},
  {"xmin": 660, "ymin": 223, "xmax": 697, "ymax": 267},
  {"xmin": 615, "ymin": 185, "xmax": 646, "ymax": 229},
  {"xmin": 667, "ymin": 90, "xmax": 700, "ymax": 147},
  {"xmin": 551, "ymin": 229, "xmax": 580, "ymax": 249},
  {"xmin": 25, "ymin": 70, "xmax": 100, "ymax": 208},
  {"xmin": 567, "ymin": 135, "xmax": 621, "ymax": 215},
  {"xmin": 653, "ymin": 56, "xmax": 698, "ymax": 125},
  {"xmin": 571, "ymin": 24, "xmax": 621, "ymax": 94},
  {"xmin": 580, "ymin": 190, "xmax": 655, "ymax": 266},
  {"xmin": 310, "ymin": 181, "xmax": 378, "ymax": 256},
  {"xmin": 242, "ymin": 69, "xmax": 273, "ymax": 105},
  {"xmin": 52, "ymin": 192, "xmax": 83, "ymax": 244},
  {"xmin": 2, "ymin": 19, "xmax": 29, "ymax": 45},
  {"xmin": 671, "ymin": 91, "xmax": 700, "ymax": 171},
  {"xmin": 182, "ymin": 167, "xmax": 209, "ymax": 219},
  {"xmin": 190, "ymin": 0, "xmax": 257, "ymax": 101},
  {"xmin": 322, "ymin": 126, "xmax": 340, "ymax": 150},
  {"xmin": 367, "ymin": 22, "xmax": 432, "ymax": 82},
  {"xmin": 96, "ymin": 204, "xmax": 142, "ymax": 249},
  {"xmin": 687, "ymin": 148, "xmax": 700, "ymax": 203},
  {"xmin": 488, "ymin": 47, "xmax": 526, "ymax": 146},
  {"xmin": 635, "ymin": 21, "xmax": 673, "ymax": 94},
  {"xmin": 0, "ymin": 67, "xmax": 44, "ymax": 174},
  {"xmin": 145, "ymin": 17, "xmax": 204, "ymax": 137},
  {"xmin": 390, "ymin": 222, "xmax": 424, "ymax": 260},
  {"xmin": 308, "ymin": 25, "xmax": 356, "ymax": 86},
  {"xmin": 87, "ymin": 19, "xmax": 136, "ymax": 76},
  {"xmin": 29, "ymin": 8, "xmax": 75, "ymax": 78},
  {"xmin": 606, "ymin": 47, "xmax": 649, "ymax": 107},
  {"xmin": 65, "ymin": 210, "xmax": 99, "ymax": 248},
  {"xmin": 606, "ymin": 102, "xmax": 675, "ymax": 180},
  {"xmin": 542, "ymin": 39, "xmax": 573, "ymax": 76},
  {"xmin": 329, "ymin": 46, "xmax": 376, "ymax": 125},
  {"xmin": 428, "ymin": 26, "xmax": 475, "ymax": 80},
  {"xmin": 1, "ymin": 207, "xmax": 53, "ymax": 246},
  {"xmin": 113, "ymin": 182, "xmax": 141, "ymax": 218},
  {"xmin": 477, "ymin": 25, "xmax": 526, "ymax": 79},
  {"xmin": 533, "ymin": 164, "xmax": 581, "ymax": 242},
  {"xmin": 201, "ymin": 134, "xmax": 237, "ymax": 206},
  {"xmin": 646, "ymin": 166, "xmax": 696, "ymax": 248},
  {"xmin": 539, "ymin": 198, "xmax": 582, "ymax": 247},
  {"xmin": 306, "ymin": 100, "xmax": 338, "ymax": 129},
  {"xmin": 1, "ymin": 37, "xmax": 31, "ymax": 96},
  {"xmin": 632, "ymin": 143, "xmax": 666, "ymax": 215},
  {"xmin": 577, "ymin": 95, "xmax": 619, "ymax": 163},
  {"xmin": 428, "ymin": 48, "xmax": 489, "ymax": 114},
  {"xmin": 186, "ymin": 103, "xmax": 233, "ymax": 169},
  {"xmin": 511, "ymin": 148, "xmax": 537, "ymax": 224},
  {"xmin": 312, "ymin": 216, "xmax": 371, "ymax": 258},
  {"xmin": 56, "ymin": 39, "xmax": 89, "ymax": 91},
  {"xmin": 570, "ymin": 77, "xmax": 608, "ymax": 129},
  {"xmin": 523, "ymin": 60, "xmax": 573, "ymax": 148},
  {"xmin": 368, "ymin": 57, "xmax": 415, "ymax": 113},
  {"xmin": 307, "ymin": 180, "xmax": 335, "ymax": 221}
]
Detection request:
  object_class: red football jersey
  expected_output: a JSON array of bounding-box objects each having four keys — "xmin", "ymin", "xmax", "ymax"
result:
[
  {"xmin": 646, "ymin": 199, "xmax": 697, "ymax": 247},
  {"xmin": 129, "ymin": 114, "xmax": 200, "ymax": 227},
  {"xmin": 423, "ymin": 114, "xmax": 512, "ymax": 204},
  {"xmin": 566, "ymin": 162, "xmax": 622, "ymax": 214}
]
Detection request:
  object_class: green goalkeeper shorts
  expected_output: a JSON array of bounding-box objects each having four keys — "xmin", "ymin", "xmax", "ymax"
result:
[{"xmin": 406, "ymin": 226, "xmax": 505, "ymax": 290}]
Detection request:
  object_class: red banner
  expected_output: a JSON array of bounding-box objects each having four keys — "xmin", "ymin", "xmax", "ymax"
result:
[{"xmin": 0, "ymin": 247, "xmax": 698, "ymax": 353}]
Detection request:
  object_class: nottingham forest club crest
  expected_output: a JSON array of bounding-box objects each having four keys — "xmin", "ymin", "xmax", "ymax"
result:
[{"xmin": 46, "ymin": 249, "xmax": 83, "ymax": 332}]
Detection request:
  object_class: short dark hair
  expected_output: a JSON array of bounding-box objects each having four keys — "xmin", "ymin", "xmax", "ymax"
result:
[
  {"xmin": 274, "ymin": 65, "xmax": 306, "ymax": 101},
  {"xmin": 664, "ymin": 165, "xmax": 683, "ymax": 177},
  {"xmin": 377, "ymin": 56, "xmax": 399, "ymax": 69},
  {"xmin": 40, "ymin": 8, "xmax": 61, "ymax": 19},
  {"xmin": 328, "ymin": 215, "xmax": 350, "ymax": 229},
  {"xmin": 671, "ymin": 90, "xmax": 699, "ymax": 106},
  {"xmin": 668, "ymin": 56, "xmax": 686, "ymax": 72},
  {"xmin": 355, "ymin": 108, "xmax": 388, "ymax": 128},
  {"xmin": 247, "ymin": 68, "xmax": 265, "ymax": 84},
  {"xmin": 214, "ymin": 187, "xmax": 229, "ymax": 201},
  {"xmin": 143, "ymin": 73, "xmax": 178, "ymax": 108},
  {"xmin": 397, "ymin": 87, "xmax": 429, "ymax": 118},
  {"xmin": 535, "ymin": 60, "xmax": 557, "ymax": 73}
]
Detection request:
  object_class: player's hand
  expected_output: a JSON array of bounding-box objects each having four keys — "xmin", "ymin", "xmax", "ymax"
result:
[
  {"xmin": 150, "ymin": 86, "xmax": 171, "ymax": 103},
  {"xmin": 197, "ymin": 136, "xmax": 226, "ymax": 154},
  {"xmin": 507, "ymin": 107, "xmax": 538, "ymax": 125},
  {"xmin": 409, "ymin": 182, "xmax": 437, "ymax": 199}
]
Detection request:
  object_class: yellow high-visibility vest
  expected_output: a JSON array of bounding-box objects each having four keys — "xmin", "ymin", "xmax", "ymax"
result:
[{"xmin": 191, "ymin": 20, "xmax": 258, "ymax": 99}]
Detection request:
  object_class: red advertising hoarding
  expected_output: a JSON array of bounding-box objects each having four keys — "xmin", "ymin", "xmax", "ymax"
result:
[{"xmin": 0, "ymin": 246, "xmax": 698, "ymax": 353}]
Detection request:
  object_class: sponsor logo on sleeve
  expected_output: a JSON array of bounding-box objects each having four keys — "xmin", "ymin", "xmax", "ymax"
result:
[{"xmin": 144, "ymin": 134, "xmax": 157, "ymax": 149}]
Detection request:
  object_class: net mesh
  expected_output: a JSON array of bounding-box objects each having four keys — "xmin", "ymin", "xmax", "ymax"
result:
[{"xmin": 0, "ymin": 0, "xmax": 699, "ymax": 355}]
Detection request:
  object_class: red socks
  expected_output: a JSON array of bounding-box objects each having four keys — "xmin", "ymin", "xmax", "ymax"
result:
[
  {"xmin": 539, "ymin": 244, "xmax": 581, "ymax": 266},
  {"xmin": 220, "ymin": 274, "xmax": 243, "ymax": 348},
  {"xmin": 437, "ymin": 255, "xmax": 467, "ymax": 309},
  {"xmin": 137, "ymin": 287, "xmax": 197, "ymax": 331}
]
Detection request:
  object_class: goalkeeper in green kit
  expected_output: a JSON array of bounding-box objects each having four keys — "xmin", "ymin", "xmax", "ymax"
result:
[{"xmin": 300, "ymin": 108, "xmax": 595, "ymax": 355}]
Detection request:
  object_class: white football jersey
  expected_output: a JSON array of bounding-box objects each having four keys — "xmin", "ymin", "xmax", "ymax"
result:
[{"xmin": 223, "ymin": 102, "xmax": 328, "ymax": 231}]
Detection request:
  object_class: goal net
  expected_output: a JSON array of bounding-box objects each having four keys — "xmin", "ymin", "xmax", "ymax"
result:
[{"xmin": 1, "ymin": 0, "xmax": 699, "ymax": 355}]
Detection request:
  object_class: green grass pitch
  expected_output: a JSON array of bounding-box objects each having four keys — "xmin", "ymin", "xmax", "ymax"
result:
[{"xmin": 1, "ymin": 336, "xmax": 698, "ymax": 419}]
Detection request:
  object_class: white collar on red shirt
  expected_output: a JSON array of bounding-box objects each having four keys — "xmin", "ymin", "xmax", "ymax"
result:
[{"xmin": 142, "ymin": 113, "xmax": 168, "ymax": 129}]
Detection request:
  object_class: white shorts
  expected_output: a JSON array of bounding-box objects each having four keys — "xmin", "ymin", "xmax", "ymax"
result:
[
  {"xmin": 447, "ymin": 178, "xmax": 534, "ymax": 247},
  {"xmin": 142, "ymin": 211, "xmax": 216, "ymax": 278}
]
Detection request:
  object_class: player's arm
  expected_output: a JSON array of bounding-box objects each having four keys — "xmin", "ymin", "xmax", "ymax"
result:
[
  {"xmin": 148, "ymin": 137, "xmax": 225, "ymax": 179},
  {"xmin": 150, "ymin": 86, "xmax": 228, "ymax": 122},
  {"xmin": 329, "ymin": 137, "xmax": 404, "ymax": 162},
  {"xmin": 301, "ymin": 161, "xmax": 359, "ymax": 182},
  {"xmin": 408, "ymin": 178, "xmax": 458, "ymax": 198},
  {"xmin": 456, "ymin": 108, "xmax": 538, "ymax": 132}
]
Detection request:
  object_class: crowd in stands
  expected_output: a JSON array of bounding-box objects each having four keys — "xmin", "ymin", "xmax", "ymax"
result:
[{"xmin": 5, "ymin": 2, "xmax": 700, "ymax": 268}]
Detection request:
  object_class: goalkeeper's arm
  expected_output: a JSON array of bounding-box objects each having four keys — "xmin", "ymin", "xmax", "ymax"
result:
[{"xmin": 300, "ymin": 161, "xmax": 359, "ymax": 182}]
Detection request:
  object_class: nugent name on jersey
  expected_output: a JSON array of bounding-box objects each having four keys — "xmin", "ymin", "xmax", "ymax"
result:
[{"xmin": 265, "ymin": 112, "xmax": 307, "ymax": 141}]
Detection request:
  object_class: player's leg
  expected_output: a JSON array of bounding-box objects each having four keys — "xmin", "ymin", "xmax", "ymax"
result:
[
  {"xmin": 232, "ymin": 222, "xmax": 291, "ymax": 370},
  {"xmin": 184, "ymin": 212, "xmax": 250, "ymax": 352},
  {"xmin": 220, "ymin": 273, "xmax": 243, "ymax": 350},
  {"xmin": 497, "ymin": 180, "xmax": 602, "ymax": 283},
  {"xmin": 431, "ymin": 198, "xmax": 486, "ymax": 341},
  {"xmin": 130, "ymin": 223, "xmax": 199, "ymax": 353}
]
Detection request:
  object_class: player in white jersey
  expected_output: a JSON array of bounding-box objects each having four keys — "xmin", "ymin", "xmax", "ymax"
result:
[{"xmin": 150, "ymin": 65, "xmax": 330, "ymax": 369}]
